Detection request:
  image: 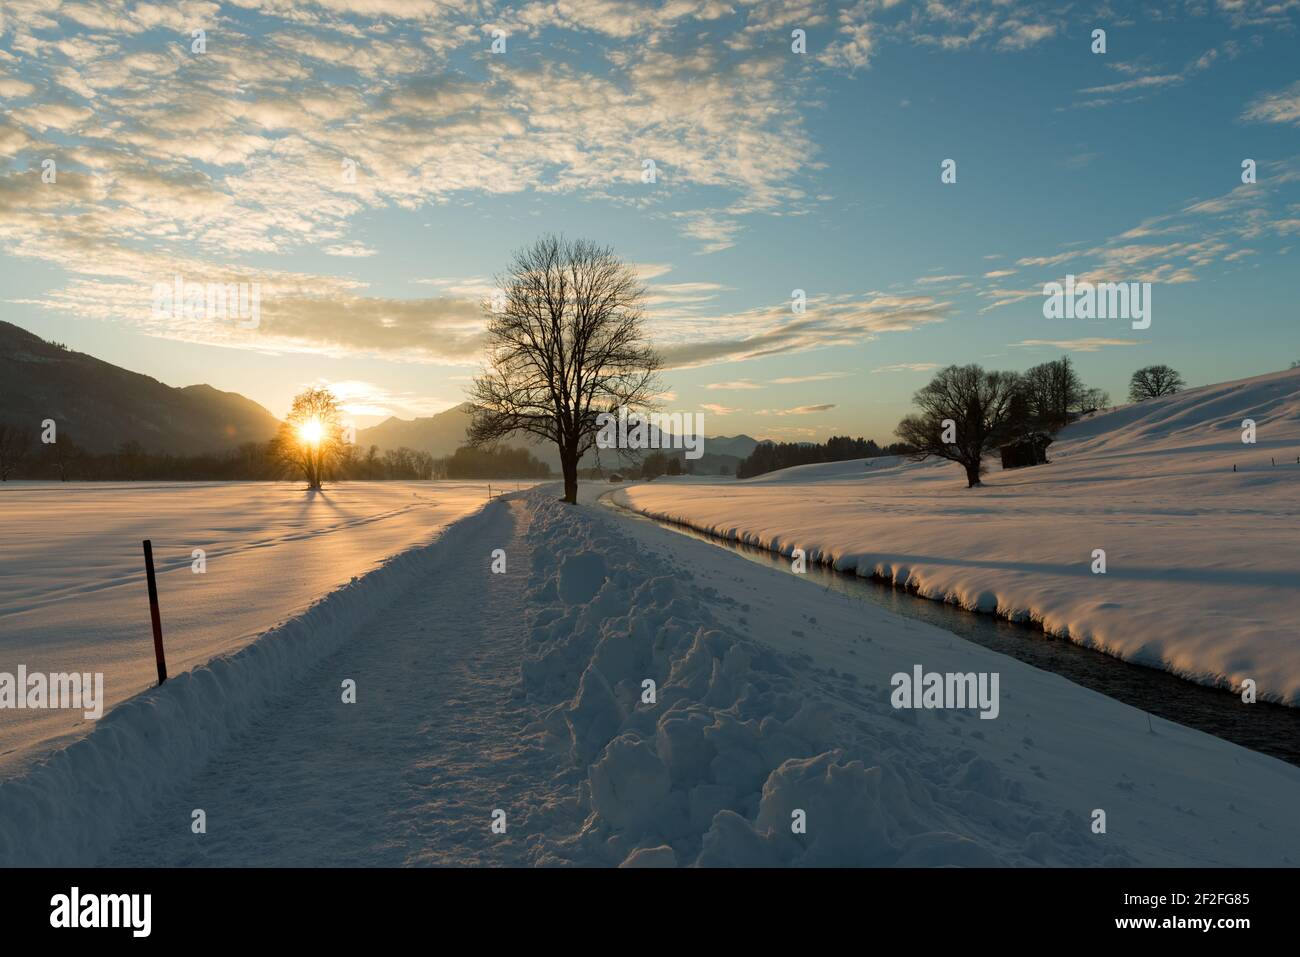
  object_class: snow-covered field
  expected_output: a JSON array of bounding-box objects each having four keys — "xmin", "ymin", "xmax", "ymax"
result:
[
  {"xmin": 617, "ymin": 368, "xmax": 1300, "ymax": 704},
  {"xmin": 3, "ymin": 483, "xmax": 1298, "ymax": 867},
  {"xmin": 0, "ymin": 480, "xmax": 523, "ymax": 774}
]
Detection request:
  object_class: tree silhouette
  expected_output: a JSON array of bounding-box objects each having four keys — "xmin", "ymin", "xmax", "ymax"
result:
[
  {"xmin": 895, "ymin": 364, "xmax": 1021, "ymax": 487},
  {"xmin": 274, "ymin": 387, "xmax": 347, "ymax": 490},
  {"xmin": 468, "ymin": 236, "xmax": 661, "ymax": 504},
  {"xmin": 1128, "ymin": 365, "xmax": 1185, "ymax": 402}
]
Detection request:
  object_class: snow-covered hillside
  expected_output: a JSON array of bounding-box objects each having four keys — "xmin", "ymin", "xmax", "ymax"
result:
[
  {"xmin": 0, "ymin": 481, "xmax": 522, "ymax": 774},
  {"xmin": 617, "ymin": 369, "xmax": 1300, "ymax": 703}
]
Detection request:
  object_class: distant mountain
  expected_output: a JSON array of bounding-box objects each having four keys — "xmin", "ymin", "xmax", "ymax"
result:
[
  {"xmin": 356, "ymin": 403, "xmax": 476, "ymax": 458},
  {"xmin": 0, "ymin": 321, "xmax": 766, "ymax": 468},
  {"xmin": 0, "ymin": 321, "xmax": 281, "ymax": 455},
  {"xmin": 705, "ymin": 434, "xmax": 760, "ymax": 459},
  {"xmin": 357, "ymin": 407, "xmax": 761, "ymax": 474}
]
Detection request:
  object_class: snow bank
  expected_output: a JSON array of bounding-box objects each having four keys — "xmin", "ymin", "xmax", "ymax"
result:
[
  {"xmin": 517, "ymin": 493, "xmax": 1130, "ymax": 867},
  {"xmin": 617, "ymin": 368, "xmax": 1300, "ymax": 703},
  {"xmin": 0, "ymin": 502, "xmax": 499, "ymax": 867}
]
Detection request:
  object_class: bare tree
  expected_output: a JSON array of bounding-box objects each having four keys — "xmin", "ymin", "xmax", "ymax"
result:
[
  {"xmin": 1020, "ymin": 356, "xmax": 1089, "ymax": 431},
  {"xmin": 0, "ymin": 423, "xmax": 33, "ymax": 481},
  {"xmin": 42, "ymin": 430, "xmax": 80, "ymax": 481},
  {"xmin": 468, "ymin": 236, "xmax": 662, "ymax": 504},
  {"xmin": 1128, "ymin": 365, "xmax": 1185, "ymax": 402},
  {"xmin": 895, "ymin": 364, "xmax": 1021, "ymax": 487},
  {"xmin": 273, "ymin": 387, "xmax": 347, "ymax": 490},
  {"xmin": 1080, "ymin": 386, "xmax": 1110, "ymax": 413}
]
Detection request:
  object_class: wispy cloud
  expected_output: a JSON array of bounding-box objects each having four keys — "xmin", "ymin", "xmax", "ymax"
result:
[
  {"xmin": 771, "ymin": 371, "xmax": 852, "ymax": 384},
  {"xmin": 978, "ymin": 159, "xmax": 1300, "ymax": 314},
  {"xmin": 657, "ymin": 292, "xmax": 952, "ymax": 369},
  {"xmin": 757, "ymin": 404, "xmax": 837, "ymax": 416},
  {"xmin": 315, "ymin": 379, "xmax": 455, "ymax": 420},
  {"xmin": 873, "ymin": 362, "xmax": 941, "ymax": 373},
  {"xmin": 1243, "ymin": 81, "xmax": 1300, "ymax": 127},
  {"xmin": 323, "ymin": 242, "xmax": 377, "ymax": 258},
  {"xmin": 1011, "ymin": 338, "xmax": 1142, "ymax": 352}
]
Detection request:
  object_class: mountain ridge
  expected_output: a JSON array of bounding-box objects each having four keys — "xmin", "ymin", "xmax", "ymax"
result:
[{"xmin": 0, "ymin": 320, "xmax": 281, "ymax": 455}]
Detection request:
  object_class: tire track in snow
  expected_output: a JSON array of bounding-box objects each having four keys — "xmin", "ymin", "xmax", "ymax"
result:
[{"xmin": 109, "ymin": 498, "xmax": 574, "ymax": 866}]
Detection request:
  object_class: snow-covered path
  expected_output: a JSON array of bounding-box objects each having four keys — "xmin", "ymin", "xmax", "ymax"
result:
[{"xmin": 110, "ymin": 497, "xmax": 578, "ymax": 866}]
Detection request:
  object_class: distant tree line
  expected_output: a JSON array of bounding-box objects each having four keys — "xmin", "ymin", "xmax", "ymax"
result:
[
  {"xmin": 737, "ymin": 436, "xmax": 911, "ymax": 480},
  {"xmin": 438, "ymin": 444, "xmax": 551, "ymax": 479},
  {"xmin": 633, "ymin": 450, "xmax": 692, "ymax": 479},
  {"xmin": 0, "ymin": 427, "xmax": 548, "ymax": 482},
  {"xmin": 580, "ymin": 451, "xmax": 695, "ymax": 481}
]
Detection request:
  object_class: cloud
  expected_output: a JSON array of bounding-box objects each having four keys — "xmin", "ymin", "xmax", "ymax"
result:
[
  {"xmin": 656, "ymin": 292, "xmax": 952, "ymax": 369},
  {"xmin": 673, "ymin": 210, "xmax": 744, "ymax": 255},
  {"xmin": 1078, "ymin": 74, "xmax": 1183, "ymax": 96},
  {"xmin": 0, "ymin": 77, "xmax": 35, "ymax": 97},
  {"xmin": 756, "ymin": 404, "xmax": 837, "ymax": 416},
  {"xmin": 645, "ymin": 280, "xmax": 730, "ymax": 311},
  {"xmin": 1065, "ymin": 39, "xmax": 1249, "ymax": 110},
  {"xmin": 701, "ymin": 403, "xmax": 739, "ymax": 415},
  {"xmin": 9, "ymin": 102, "xmax": 93, "ymax": 132},
  {"xmin": 819, "ymin": 1, "xmax": 874, "ymax": 70},
  {"xmin": 1011, "ymin": 338, "xmax": 1141, "ymax": 352},
  {"xmin": 0, "ymin": 1, "xmax": 826, "ymax": 294},
  {"xmin": 707, "ymin": 371, "xmax": 850, "ymax": 389},
  {"xmin": 770, "ymin": 371, "xmax": 851, "ymax": 384},
  {"xmin": 1243, "ymin": 81, "xmax": 1300, "ymax": 127},
  {"xmin": 873, "ymin": 362, "xmax": 940, "ymax": 373},
  {"xmin": 997, "ymin": 21, "xmax": 1056, "ymax": 52},
  {"xmin": 317, "ymin": 379, "xmax": 456, "ymax": 420},
  {"xmin": 412, "ymin": 276, "xmax": 496, "ymax": 297},
  {"xmin": 323, "ymin": 242, "xmax": 377, "ymax": 258},
  {"xmin": 980, "ymin": 162, "xmax": 1300, "ymax": 313}
]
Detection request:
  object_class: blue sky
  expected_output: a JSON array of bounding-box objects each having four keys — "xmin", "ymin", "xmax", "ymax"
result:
[{"xmin": 1, "ymin": 0, "xmax": 1298, "ymax": 441}]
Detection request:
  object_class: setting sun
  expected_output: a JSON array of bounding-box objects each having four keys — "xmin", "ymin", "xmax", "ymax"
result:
[{"xmin": 297, "ymin": 417, "xmax": 324, "ymax": 447}]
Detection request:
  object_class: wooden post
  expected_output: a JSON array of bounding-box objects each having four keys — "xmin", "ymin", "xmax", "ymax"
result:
[{"xmin": 142, "ymin": 539, "xmax": 168, "ymax": 685}]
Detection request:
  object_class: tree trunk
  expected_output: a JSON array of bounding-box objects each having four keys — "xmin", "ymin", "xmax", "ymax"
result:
[
  {"xmin": 561, "ymin": 447, "xmax": 578, "ymax": 504},
  {"xmin": 964, "ymin": 461, "xmax": 982, "ymax": 488}
]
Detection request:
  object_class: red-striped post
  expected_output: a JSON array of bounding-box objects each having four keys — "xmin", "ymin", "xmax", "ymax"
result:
[{"xmin": 142, "ymin": 539, "xmax": 168, "ymax": 685}]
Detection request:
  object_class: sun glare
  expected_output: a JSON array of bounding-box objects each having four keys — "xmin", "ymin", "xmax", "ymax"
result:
[{"xmin": 297, "ymin": 417, "xmax": 324, "ymax": 447}]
